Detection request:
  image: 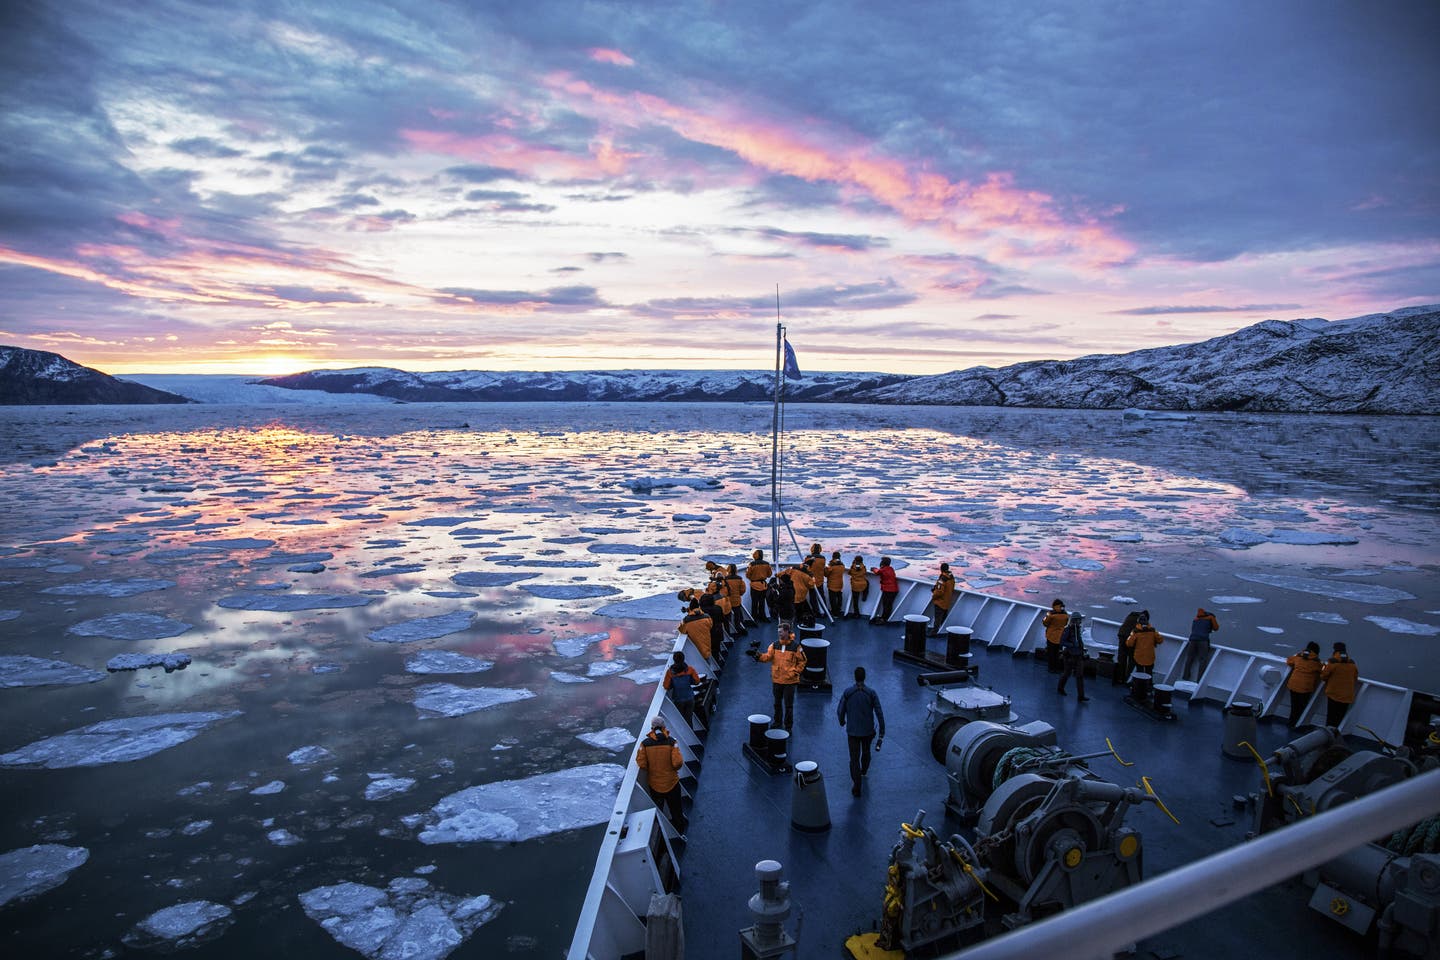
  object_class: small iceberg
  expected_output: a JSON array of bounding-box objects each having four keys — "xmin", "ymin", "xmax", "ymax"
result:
[
  {"xmin": 125, "ymin": 900, "xmax": 233, "ymax": 949},
  {"xmin": 68, "ymin": 613, "xmax": 192, "ymax": 641},
  {"xmin": 0, "ymin": 712, "xmax": 242, "ymax": 769},
  {"xmin": 415, "ymin": 763, "xmax": 625, "ymax": 844},
  {"xmin": 0, "ymin": 655, "xmax": 106, "ymax": 688},
  {"xmin": 299, "ymin": 878, "xmax": 502, "ymax": 960},
  {"xmin": 367, "ymin": 611, "xmax": 475, "ymax": 644},
  {"xmin": 412, "ymin": 684, "xmax": 535, "ymax": 718},
  {"xmin": 0, "ymin": 844, "xmax": 89, "ymax": 907},
  {"xmin": 107, "ymin": 653, "xmax": 192, "ymax": 673}
]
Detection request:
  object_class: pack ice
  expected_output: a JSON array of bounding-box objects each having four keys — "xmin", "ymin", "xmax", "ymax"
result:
[
  {"xmin": 0, "ymin": 844, "xmax": 89, "ymax": 907},
  {"xmin": 0, "ymin": 712, "xmax": 242, "ymax": 768},
  {"xmin": 415, "ymin": 763, "xmax": 626, "ymax": 843},
  {"xmin": 299, "ymin": 877, "xmax": 502, "ymax": 960},
  {"xmin": 405, "ymin": 651, "xmax": 494, "ymax": 674},
  {"xmin": 68, "ymin": 613, "xmax": 192, "ymax": 640},
  {"xmin": 412, "ymin": 683, "xmax": 535, "ymax": 718},
  {"xmin": 0, "ymin": 655, "xmax": 106, "ymax": 688},
  {"xmin": 367, "ymin": 611, "xmax": 476, "ymax": 644},
  {"xmin": 39, "ymin": 578, "xmax": 175, "ymax": 597},
  {"xmin": 217, "ymin": 592, "xmax": 374, "ymax": 611},
  {"xmin": 126, "ymin": 900, "xmax": 233, "ymax": 948},
  {"xmin": 1234, "ymin": 573, "xmax": 1416, "ymax": 604}
]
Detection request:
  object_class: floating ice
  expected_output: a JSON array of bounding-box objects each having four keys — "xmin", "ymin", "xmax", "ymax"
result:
[
  {"xmin": 416, "ymin": 763, "xmax": 625, "ymax": 843},
  {"xmin": 128, "ymin": 900, "xmax": 232, "ymax": 946},
  {"xmin": 586, "ymin": 660, "xmax": 630, "ymax": 677},
  {"xmin": 1218, "ymin": 528, "xmax": 1267, "ymax": 548},
  {"xmin": 1210, "ymin": 596, "xmax": 1264, "ymax": 605},
  {"xmin": 40, "ymin": 578, "xmax": 175, "ymax": 597},
  {"xmin": 587, "ymin": 544, "xmax": 692, "ymax": 555},
  {"xmin": 366, "ymin": 777, "xmax": 418, "ymax": 801},
  {"xmin": 253, "ymin": 551, "xmax": 334, "ymax": 566},
  {"xmin": 0, "ymin": 655, "xmax": 106, "ymax": 688},
  {"xmin": 522, "ymin": 584, "xmax": 621, "ymax": 600},
  {"xmin": 412, "ymin": 683, "xmax": 535, "ymax": 718},
  {"xmin": 106, "ymin": 653, "xmax": 191, "ymax": 673},
  {"xmin": 289, "ymin": 562, "xmax": 326, "ymax": 573},
  {"xmin": 0, "ymin": 610, "xmax": 19, "ymax": 622},
  {"xmin": 1111, "ymin": 596, "xmax": 1138, "ymax": 605},
  {"xmin": 405, "ymin": 651, "xmax": 494, "ymax": 675},
  {"xmin": 966, "ymin": 578, "xmax": 1004, "ymax": 590},
  {"xmin": 553, "ymin": 631, "xmax": 610, "ymax": 658},
  {"xmin": 620, "ymin": 665, "xmax": 667, "ymax": 685},
  {"xmin": 550, "ymin": 672, "xmax": 593, "ymax": 684},
  {"xmin": 251, "ymin": 780, "xmax": 286, "ymax": 795},
  {"xmin": 299, "ymin": 878, "xmax": 501, "ymax": 960},
  {"xmin": 672, "ymin": 513, "xmax": 712, "ymax": 523},
  {"xmin": 1109, "ymin": 533, "xmax": 1143, "ymax": 543},
  {"xmin": 1363, "ymin": 616, "xmax": 1440, "ymax": 636},
  {"xmin": 0, "ymin": 711, "xmax": 242, "ymax": 769},
  {"xmin": 367, "ymin": 611, "xmax": 475, "ymax": 644},
  {"xmin": 69, "ymin": 613, "xmax": 192, "ymax": 640},
  {"xmin": 1268, "ymin": 529, "xmax": 1359, "ymax": 546},
  {"xmin": 1257, "ymin": 626, "xmax": 1285, "ymax": 634},
  {"xmin": 181, "ymin": 820, "xmax": 212, "ymax": 836},
  {"xmin": 449, "ymin": 571, "xmax": 537, "ymax": 588},
  {"xmin": 192, "ymin": 537, "xmax": 275, "ymax": 550},
  {"xmin": 1298, "ymin": 611, "xmax": 1349, "ymax": 625},
  {"xmin": 404, "ymin": 516, "xmax": 483, "ymax": 527},
  {"xmin": 1234, "ymin": 573, "xmax": 1416, "ymax": 604},
  {"xmin": 217, "ymin": 592, "xmax": 374, "ymax": 611},
  {"xmin": 267, "ymin": 829, "xmax": 301, "ymax": 846},
  {"xmin": 627, "ymin": 477, "xmax": 720, "ymax": 493},
  {"xmin": 1059, "ymin": 559, "xmax": 1105, "ymax": 571},
  {"xmin": 576, "ymin": 728, "xmax": 637, "ymax": 752},
  {"xmin": 0, "ymin": 844, "xmax": 89, "ymax": 907},
  {"xmin": 288, "ymin": 745, "xmax": 335, "ymax": 765}
]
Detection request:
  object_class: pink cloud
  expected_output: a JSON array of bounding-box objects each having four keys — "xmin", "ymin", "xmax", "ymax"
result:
[{"xmin": 588, "ymin": 48, "xmax": 635, "ymax": 67}]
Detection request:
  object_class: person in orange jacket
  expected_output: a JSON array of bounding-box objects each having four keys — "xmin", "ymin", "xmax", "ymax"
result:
[
  {"xmin": 1322, "ymin": 642, "xmax": 1360, "ymax": 728},
  {"xmin": 747, "ymin": 550, "xmax": 773, "ymax": 623},
  {"xmin": 803, "ymin": 543, "xmax": 827, "ymax": 584},
  {"xmin": 636, "ymin": 716, "xmax": 686, "ymax": 834},
  {"xmin": 847, "ymin": 555, "xmax": 869, "ymax": 619},
  {"xmin": 676, "ymin": 595, "xmax": 713, "ymax": 660},
  {"xmin": 758, "ymin": 624, "xmax": 807, "ymax": 730},
  {"xmin": 869, "ymin": 557, "xmax": 899, "ymax": 623},
  {"xmin": 928, "ymin": 562, "xmax": 956, "ymax": 636},
  {"xmin": 724, "ymin": 563, "xmax": 748, "ymax": 636},
  {"xmin": 825, "ymin": 552, "xmax": 846, "ymax": 618},
  {"xmin": 786, "ymin": 564, "xmax": 816, "ymax": 625},
  {"xmin": 1125, "ymin": 610, "xmax": 1162, "ymax": 675},
  {"xmin": 1285, "ymin": 641, "xmax": 1323, "ymax": 727},
  {"xmin": 1042, "ymin": 599, "xmax": 1069, "ymax": 673}
]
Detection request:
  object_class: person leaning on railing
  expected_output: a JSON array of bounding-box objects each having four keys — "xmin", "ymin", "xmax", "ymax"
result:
[
  {"xmin": 1113, "ymin": 610, "xmax": 1141, "ymax": 686},
  {"xmin": 847, "ymin": 555, "xmax": 869, "ymax": 619},
  {"xmin": 1322, "ymin": 642, "xmax": 1360, "ymax": 727},
  {"xmin": 1125, "ymin": 611, "xmax": 1162, "ymax": 678},
  {"xmin": 746, "ymin": 550, "xmax": 773, "ymax": 623},
  {"xmin": 1284, "ymin": 641, "xmax": 1323, "ymax": 727}
]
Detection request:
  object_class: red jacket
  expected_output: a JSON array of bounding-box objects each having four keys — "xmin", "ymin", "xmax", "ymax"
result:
[{"xmin": 872, "ymin": 566, "xmax": 899, "ymax": 593}]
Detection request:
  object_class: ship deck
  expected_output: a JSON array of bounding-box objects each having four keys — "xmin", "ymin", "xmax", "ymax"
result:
[{"xmin": 678, "ymin": 614, "xmax": 1370, "ymax": 958}]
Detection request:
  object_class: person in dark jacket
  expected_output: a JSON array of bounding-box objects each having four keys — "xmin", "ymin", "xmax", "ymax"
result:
[
  {"xmin": 1056, "ymin": 613, "xmax": 1089, "ymax": 701},
  {"xmin": 869, "ymin": 557, "xmax": 899, "ymax": 623},
  {"xmin": 663, "ymin": 651, "xmax": 703, "ymax": 729},
  {"xmin": 770, "ymin": 572, "xmax": 796, "ymax": 626},
  {"xmin": 1181, "ymin": 608, "xmax": 1220, "ymax": 682},
  {"xmin": 837, "ymin": 666, "xmax": 885, "ymax": 796},
  {"xmin": 1113, "ymin": 611, "xmax": 1141, "ymax": 685},
  {"xmin": 636, "ymin": 717, "xmax": 685, "ymax": 834}
]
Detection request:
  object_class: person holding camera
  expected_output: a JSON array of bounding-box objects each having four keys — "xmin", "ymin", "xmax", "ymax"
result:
[
  {"xmin": 1056, "ymin": 612, "xmax": 1090, "ymax": 701},
  {"xmin": 758, "ymin": 624, "xmax": 807, "ymax": 731}
]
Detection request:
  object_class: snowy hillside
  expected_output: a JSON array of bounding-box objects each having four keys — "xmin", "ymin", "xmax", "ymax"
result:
[
  {"xmin": 259, "ymin": 306, "xmax": 1439, "ymax": 414},
  {"xmin": 122, "ymin": 375, "xmax": 393, "ymax": 405},
  {"xmin": 0, "ymin": 347, "xmax": 189, "ymax": 405}
]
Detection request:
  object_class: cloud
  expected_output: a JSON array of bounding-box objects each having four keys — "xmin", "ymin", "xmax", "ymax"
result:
[
  {"xmin": 256, "ymin": 285, "xmax": 369, "ymax": 304},
  {"xmin": 1111, "ymin": 303, "xmax": 1305, "ymax": 316},
  {"xmin": 589, "ymin": 48, "xmax": 634, "ymax": 67},
  {"xmin": 441, "ymin": 285, "xmax": 605, "ymax": 309},
  {"xmin": 170, "ymin": 137, "xmax": 244, "ymax": 159},
  {"xmin": 586, "ymin": 251, "xmax": 628, "ymax": 262},
  {"xmin": 446, "ymin": 164, "xmax": 522, "ymax": 184},
  {"xmin": 757, "ymin": 228, "xmax": 889, "ymax": 252}
]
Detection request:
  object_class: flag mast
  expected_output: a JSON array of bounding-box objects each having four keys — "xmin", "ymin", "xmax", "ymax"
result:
[{"xmin": 770, "ymin": 285, "xmax": 782, "ymax": 566}]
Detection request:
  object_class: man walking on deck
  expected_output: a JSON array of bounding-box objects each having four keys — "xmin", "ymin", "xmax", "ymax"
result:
[
  {"xmin": 758, "ymin": 624, "xmax": 806, "ymax": 731},
  {"xmin": 837, "ymin": 666, "xmax": 885, "ymax": 796},
  {"xmin": 1056, "ymin": 613, "xmax": 1090, "ymax": 701},
  {"xmin": 636, "ymin": 716, "xmax": 686, "ymax": 836}
]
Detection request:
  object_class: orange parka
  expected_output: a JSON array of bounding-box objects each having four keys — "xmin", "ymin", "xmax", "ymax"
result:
[
  {"xmin": 636, "ymin": 729, "xmax": 683, "ymax": 793},
  {"xmin": 932, "ymin": 572, "xmax": 956, "ymax": 611},
  {"xmin": 1322, "ymin": 656, "xmax": 1360, "ymax": 704},
  {"xmin": 849, "ymin": 561, "xmax": 869, "ymax": 593},
  {"xmin": 1126, "ymin": 623, "xmax": 1163, "ymax": 667},
  {"xmin": 759, "ymin": 639, "xmax": 807, "ymax": 684},
  {"xmin": 804, "ymin": 553, "xmax": 827, "ymax": 582},
  {"xmin": 1043, "ymin": 609, "xmax": 1069, "ymax": 646},
  {"xmin": 1285, "ymin": 651, "xmax": 1323, "ymax": 694},
  {"xmin": 678, "ymin": 610, "xmax": 713, "ymax": 659},
  {"xmin": 785, "ymin": 567, "xmax": 814, "ymax": 603},
  {"xmin": 747, "ymin": 558, "xmax": 773, "ymax": 594},
  {"xmin": 825, "ymin": 560, "xmax": 846, "ymax": 592},
  {"xmin": 724, "ymin": 571, "xmax": 747, "ymax": 604}
]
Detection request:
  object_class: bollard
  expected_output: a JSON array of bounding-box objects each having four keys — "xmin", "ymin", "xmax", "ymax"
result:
[
  {"xmin": 903, "ymin": 614, "xmax": 929, "ymax": 657},
  {"xmin": 797, "ymin": 622, "xmax": 825, "ymax": 642},
  {"xmin": 944, "ymin": 626, "xmax": 972, "ymax": 666},
  {"xmin": 1152, "ymin": 683, "xmax": 1175, "ymax": 718},
  {"xmin": 1222, "ymin": 701, "xmax": 1257, "ymax": 759},
  {"xmin": 765, "ymin": 728, "xmax": 790, "ymax": 764},
  {"xmin": 739, "ymin": 860, "xmax": 796, "ymax": 959},
  {"xmin": 790, "ymin": 760, "xmax": 831, "ymax": 832},
  {"xmin": 1129, "ymin": 670, "xmax": 1153, "ymax": 702},
  {"xmin": 748, "ymin": 715, "xmax": 772, "ymax": 752},
  {"xmin": 800, "ymin": 637, "xmax": 829, "ymax": 687}
]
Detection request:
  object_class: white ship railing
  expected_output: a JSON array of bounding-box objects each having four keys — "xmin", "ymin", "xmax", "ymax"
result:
[
  {"xmin": 566, "ymin": 575, "xmax": 1430, "ymax": 959},
  {"xmin": 946, "ymin": 766, "xmax": 1440, "ymax": 960}
]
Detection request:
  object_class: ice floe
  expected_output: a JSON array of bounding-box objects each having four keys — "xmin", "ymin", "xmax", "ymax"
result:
[
  {"xmin": 1234, "ymin": 573, "xmax": 1416, "ymax": 604},
  {"xmin": 69, "ymin": 613, "xmax": 193, "ymax": 640},
  {"xmin": 0, "ymin": 844, "xmax": 89, "ymax": 907},
  {"xmin": 217, "ymin": 592, "xmax": 374, "ymax": 611},
  {"xmin": 0, "ymin": 655, "xmax": 106, "ymax": 688},
  {"xmin": 1058, "ymin": 559, "xmax": 1105, "ymax": 571},
  {"xmin": 448, "ymin": 571, "xmax": 536, "ymax": 588},
  {"xmin": 405, "ymin": 651, "xmax": 494, "ymax": 675},
  {"xmin": 592, "ymin": 593, "xmax": 681, "ymax": 620},
  {"xmin": 1298, "ymin": 611, "xmax": 1349, "ymax": 625},
  {"xmin": 0, "ymin": 711, "xmax": 242, "ymax": 769},
  {"xmin": 415, "ymin": 763, "xmax": 625, "ymax": 843},
  {"xmin": 366, "ymin": 777, "xmax": 418, "ymax": 801},
  {"xmin": 627, "ymin": 477, "xmax": 721, "ymax": 493},
  {"xmin": 39, "ymin": 578, "xmax": 175, "ymax": 597},
  {"xmin": 126, "ymin": 900, "xmax": 233, "ymax": 948},
  {"xmin": 521, "ymin": 584, "xmax": 621, "ymax": 600},
  {"xmin": 250, "ymin": 780, "xmax": 286, "ymax": 795},
  {"xmin": 1363, "ymin": 616, "xmax": 1440, "ymax": 636},
  {"xmin": 586, "ymin": 543, "xmax": 691, "ymax": 556},
  {"xmin": 106, "ymin": 652, "xmax": 191, "ymax": 672},
  {"xmin": 1209, "ymin": 596, "xmax": 1264, "ymax": 605},
  {"xmin": 412, "ymin": 683, "xmax": 535, "ymax": 718},
  {"xmin": 288, "ymin": 745, "xmax": 335, "ymax": 765},
  {"xmin": 367, "ymin": 611, "xmax": 475, "ymax": 644},
  {"xmin": 576, "ymin": 728, "xmax": 637, "ymax": 752},
  {"xmin": 553, "ymin": 631, "xmax": 610, "ymax": 658},
  {"xmin": 267, "ymin": 829, "xmax": 302, "ymax": 846},
  {"xmin": 299, "ymin": 877, "xmax": 501, "ymax": 960}
]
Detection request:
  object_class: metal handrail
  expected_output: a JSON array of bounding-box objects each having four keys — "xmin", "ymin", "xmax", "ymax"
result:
[{"xmin": 947, "ymin": 766, "xmax": 1440, "ymax": 960}]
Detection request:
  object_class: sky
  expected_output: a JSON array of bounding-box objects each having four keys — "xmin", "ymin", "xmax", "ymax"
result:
[{"xmin": 1, "ymin": 1, "xmax": 1438, "ymax": 376}]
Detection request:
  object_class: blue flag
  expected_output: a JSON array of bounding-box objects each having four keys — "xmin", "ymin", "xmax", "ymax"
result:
[{"xmin": 782, "ymin": 339, "xmax": 802, "ymax": 381}]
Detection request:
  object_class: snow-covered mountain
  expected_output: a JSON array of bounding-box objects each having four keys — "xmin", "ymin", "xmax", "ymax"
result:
[
  {"xmin": 261, "ymin": 306, "xmax": 1439, "ymax": 414},
  {"xmin": 0, "ymin": 347, "xmax": 189, "ymax": 405}
]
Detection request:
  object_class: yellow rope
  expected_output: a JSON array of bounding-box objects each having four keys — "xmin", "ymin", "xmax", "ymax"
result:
[
  {"xmin": 1236, "ymin": 740, "xmax": 1273, "ymax": 798},
  {"xmin": 1141, "ymin": 776, "xmax": 1181, "ymax": 825},
  {"xmin": 949, "ymin": 848, "xmax": 999, "ymax": 902},
  {"xmin": 1105, "ymin": 737, "xmax": 1135, "ymax": 767}
]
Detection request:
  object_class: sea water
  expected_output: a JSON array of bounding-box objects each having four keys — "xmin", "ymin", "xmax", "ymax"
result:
[{"xmin": 0, "ymin": 401, "xmax": 1436, "ymax": 957}]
